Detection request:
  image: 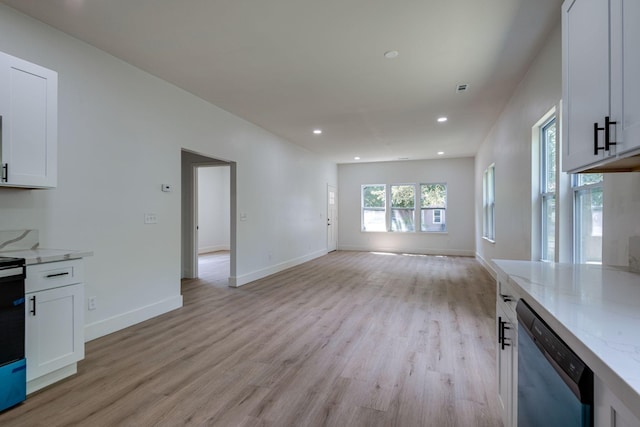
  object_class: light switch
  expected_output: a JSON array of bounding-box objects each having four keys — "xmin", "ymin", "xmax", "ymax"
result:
[
  {"xmin": 240, "ymin": 212, "xmax": 247, "ymax": 221},
  {"xmin": 161, "ymin": 184, "xmax": 172, "ymax": 192}
]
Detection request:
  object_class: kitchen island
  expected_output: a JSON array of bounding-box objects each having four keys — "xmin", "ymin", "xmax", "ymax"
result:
[{"xmin": 494, "ymin": 260, "xmax": 640, "ymax": 426}]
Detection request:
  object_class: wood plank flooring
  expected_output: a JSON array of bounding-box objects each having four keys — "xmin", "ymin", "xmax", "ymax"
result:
[{"xmin": 0, "ymin": 251, "xmax": 500, "ymax": 426}]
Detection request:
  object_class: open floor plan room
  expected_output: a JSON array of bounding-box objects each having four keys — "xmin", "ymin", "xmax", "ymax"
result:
[{"xmin": 0, "ymin": 251, "xmax": 499, "ymax": 426}]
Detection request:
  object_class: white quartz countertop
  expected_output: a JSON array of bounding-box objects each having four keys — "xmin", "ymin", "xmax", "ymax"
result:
[
  {"xmin": 0, "ymin": 248, "xmax": 93, "ymax": 265},
  {"xmin": 493, "ymin": 259, "xmax": 640, "ymax": 419}
]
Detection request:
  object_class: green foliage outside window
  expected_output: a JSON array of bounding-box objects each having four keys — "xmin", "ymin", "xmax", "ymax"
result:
[{"xmin": 421, "ymin": 184, "xmax": 446, "ymax": 208}]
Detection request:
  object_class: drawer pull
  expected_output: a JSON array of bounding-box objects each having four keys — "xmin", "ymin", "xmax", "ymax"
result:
[
  {"xmin": 500, "ymin": 294, "xmax": 514, "ymax": 303},
  {"xmin": 46, "ymin": 272, "xmax": 70, "ymax": 278}
]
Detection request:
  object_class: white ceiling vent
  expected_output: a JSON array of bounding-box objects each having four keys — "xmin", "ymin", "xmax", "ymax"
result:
[{"xmin": 456, "ymin": 84, "xmax": 469, "ymax": 93}]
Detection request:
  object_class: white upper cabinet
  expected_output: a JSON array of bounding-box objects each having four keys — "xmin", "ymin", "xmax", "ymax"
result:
[
  {"xmin": 0, "ymin": 51, "xmax": 57, "ymax": 188},
  {"xmin": 562, "ymin": 0, "xmax": 640, "ymax": 173}
]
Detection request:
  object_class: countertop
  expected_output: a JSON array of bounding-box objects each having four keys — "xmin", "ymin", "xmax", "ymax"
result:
[
  {"xmin": 493, "ymin": 260, "xmax": 640, "ymax": 419},
  {"xmin": 0, "ymin": 248, "xmax": 93, "ymax": 265}
]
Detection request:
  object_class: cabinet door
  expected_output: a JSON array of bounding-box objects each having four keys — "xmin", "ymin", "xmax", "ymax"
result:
[
  {"xmin": 25, "ymin": 283, "xmax": 84, "ymax": 381},
  {"xmin": 562, "ymin": 0, "xmax": 613, "ymax": 172},
  {"xmin": 610, "ymin": 0, "xmax": 640, "ymax": 157},
  {"xmin": 0, "ymin": 52, "xmax": 57, "ymax": 188},
  {"xmin": 497, "ymin": 304, "xmax": 516, "ymax": 427}
]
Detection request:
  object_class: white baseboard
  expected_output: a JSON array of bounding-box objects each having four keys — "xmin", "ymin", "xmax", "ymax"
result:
[
  {"xmin": 337, "ymin": 245, "xmax": 475, "ymax": 257},
  {"xmin": 84, "ymin": 294, "xmax": 183, "ymax": 342},
  {"xmin": 198, "ymin": 245, "xmax": 230, "ymax": 254},
  {"xmin": 475, "ymin": 252, "xmax": 496, "ymax": 278},
  {"xmin": 229, "ymin": 249, "xmax": 327, "ymax": 287}
]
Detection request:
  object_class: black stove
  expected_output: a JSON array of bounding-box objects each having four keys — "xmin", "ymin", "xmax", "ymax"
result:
[{"xmin": 0, "ymin": 257, "xmax": 25, "ymax": 269}]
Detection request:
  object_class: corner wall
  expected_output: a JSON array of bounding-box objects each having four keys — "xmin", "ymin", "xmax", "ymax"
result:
[{"xmin": 0, "ymin": 5, "xmax": 337, "ymax": 340}]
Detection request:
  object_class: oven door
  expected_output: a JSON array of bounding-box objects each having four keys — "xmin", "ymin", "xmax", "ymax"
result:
[{"xmin": 0, "ymin": 266, "xmax": 26, "ymax": 365}]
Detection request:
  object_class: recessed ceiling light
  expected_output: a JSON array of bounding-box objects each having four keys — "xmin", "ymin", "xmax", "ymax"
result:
[
  {"xmin": 437, "ymin": 151, "xmax": 445, "ymax": 155},
  {"xmin": 437, "ymin": 117, "xmax": 448, "ymax": 123},
  {"xmin": 384, "ymin": 50, "xmax": 399, "ymax": 59},
  {"xmin": 313, "ymin": 129, "xmax": 322, "ymax": 135},
  {"xmin": 354, "ymin": 156, "xmax": 361, "ymax": 160}
]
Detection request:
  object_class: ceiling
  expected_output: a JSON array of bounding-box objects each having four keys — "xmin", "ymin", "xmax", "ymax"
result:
[{"xmin": 1, "ymin": 0, "xmax": 562, "ymax": 164}]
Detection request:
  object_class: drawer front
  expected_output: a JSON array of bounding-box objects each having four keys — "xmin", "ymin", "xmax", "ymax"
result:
[
  {"xmin": 26, "ymin": 259, "xmax": 84, "ymax": 293},
  {"xmin": 497, "ymin": 275, "xmax": 518, "ymax": 315}
]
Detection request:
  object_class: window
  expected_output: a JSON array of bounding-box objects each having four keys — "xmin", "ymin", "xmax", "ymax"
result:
[
  {"xmin": 483, "ymin": 164, "xmax": 495, "ymax": 241},
  {"xmin": 362, "ymin": 184, "xmax": 386, "ymax": 231},
  {"xmin": 390, "ymin": 184, "xmax": 415, "ymax": 232},
  {"xmin": 541, "ymin": 117, "xmax": 557, "ymax": 261},
  {"xmin": 361, "ymin": 182, "xmax": 448, "ymax": 232},
  {"xmin": 420, "ymin": 183, "xmax": 447, "ymax": 232},
  {"xmin": 573, "ymin": 173, "xmax": 603, "ymax": 264},
  {"xmin": 433, "ymin": 210, "xmax": 442, "ymax": 224}
]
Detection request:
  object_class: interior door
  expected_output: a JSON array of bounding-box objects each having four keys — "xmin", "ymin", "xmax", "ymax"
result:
[{"xmin": 327, "ymin": 184, "xmax": 337, "ymax": 252}]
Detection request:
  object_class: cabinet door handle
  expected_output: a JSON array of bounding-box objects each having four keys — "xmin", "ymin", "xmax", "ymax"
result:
[
  {"xmin": 605, "ymin": 116, "xmax": 617, "ymax": 151},
  {"xmin": 30, "ymin": 295, "xmax": 36, "ymax": 316},
  {"xmin": 500, "ymin": 319, "xmax": 511, "ymax": 350},
  {"xmin": 1, "ymin": 163, "xmax": 7, "ymax": 183},
  {"xmin": 46, "ymin": 272, "xmax": 70, "ymax": 278},
  {"xmin": 594, "ymin": 122, "xmax": 605, "ymax": 155}
]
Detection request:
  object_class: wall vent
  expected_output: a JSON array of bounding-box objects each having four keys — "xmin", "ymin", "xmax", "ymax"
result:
[{"xmin": 456, "ymin": 84, "xmax": 469, "ymax": 93}]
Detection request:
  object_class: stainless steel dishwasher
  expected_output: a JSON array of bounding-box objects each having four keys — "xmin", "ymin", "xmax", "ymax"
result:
[{"xmin": 516, "ymin": 299, "xmax": 593, "ymax": 427}]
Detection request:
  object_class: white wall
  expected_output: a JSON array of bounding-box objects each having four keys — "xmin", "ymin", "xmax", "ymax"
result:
[
  {"xmin": 603, "ymin": 174, "xmax": 640, "ymax": 266},
  {"xmin": 0, "ymin": 4, "xmax": 337, "ymax": 340},
  {"xmin": 197, "ymin": 166, "xmax": 230, "ymax": 254},
  {"xmin": 338, "ymin": 158, "xmax": 475, "ymax": 256},
  {"xmin": 475, "ymin": 22, "xmax": 562, "ymax": 272}
]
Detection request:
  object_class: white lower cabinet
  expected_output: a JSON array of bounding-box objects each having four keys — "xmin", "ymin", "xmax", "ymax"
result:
[
  {"xmin": 594, "ymin": 375, "xmax": 640, "ymax": 427},
  {"xmin": 496, "ymin": 275, "xmax": 518, "ymax": 427},
  {"xmin": 25, "ymin": 259, "xmax": 85, "ymax": 393}
]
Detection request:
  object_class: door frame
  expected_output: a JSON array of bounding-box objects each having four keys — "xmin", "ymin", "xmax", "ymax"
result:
[
  {"xmin": 327, "ymin": 184, "xmax": 338, "ymax": 252},
  {"xmin": 181, "ymin": 149, "xmax": 236, "ymax": 284}
]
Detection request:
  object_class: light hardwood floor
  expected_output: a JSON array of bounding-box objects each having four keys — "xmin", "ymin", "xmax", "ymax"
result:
[{"xmin": 0, "ymin": 251, "xmax": 500, "ymax": 426}]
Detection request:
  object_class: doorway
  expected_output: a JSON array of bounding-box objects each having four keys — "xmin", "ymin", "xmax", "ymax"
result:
[
  {"xmin": 181, "ymin": 149, "xmax": 236, "ymax": 285},
  {"xmin": 327, "ymin": 184, "xmax": 337, "ymax": 252}
]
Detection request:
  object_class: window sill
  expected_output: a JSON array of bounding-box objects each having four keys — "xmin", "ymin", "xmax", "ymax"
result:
[
  {"xmin": 361, "ymin": 230, "xmax": 449, "ymax": 235},
  {"xmin": 482, "ymin": 236, "xmax": 495, "ymax": 244}
]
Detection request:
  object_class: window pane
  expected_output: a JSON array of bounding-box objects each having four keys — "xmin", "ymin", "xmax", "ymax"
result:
[
  {"xmin": 421, "ymin": 183, "xmax": 447, "ymax": 232},
  {"xmin": 421, "ymin": 208, "xmax": 446, "ymax": 232},
  {"xmin": 542, "ymin": 119, "xmax": 557, "ymax": 193},
  {"xmin": 575, "ymin": 173, "xmax": 603, "ymax": 187},
  {"xmin": 363, "ymin": 209, "xmax": 386, "ymax": 231},
  {"xmin": 420, "ymin": 184, "xmax": 446, "ymax": 208},
  {"xmin": 391, "ymin": 185, "xmax": 415, "ymax": 232},
  {"xmin": 542, "ymin": 195, "xmax": 555, "ymax": 261},
  {"xmin": 483, "ymin": 165, "xmax": 495, "ymax": 240},
  {"xmin": 362, "ymin": 185, "xmax": 386, "ymax": 231},
  {"xmin": 575, "ymin": 187, "xmax": 603, "ymax": 264}
]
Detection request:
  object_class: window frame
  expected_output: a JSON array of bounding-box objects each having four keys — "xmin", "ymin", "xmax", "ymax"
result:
[
  {"xmin": 420, "ymin": 183, "xmax": 447, "ymax": 233},
  {"xmin": 361, "ymin": 184, "xmax": 386, "ymax": 232},
  {"xmin": 390, "ymin": 183, "xmax": 416, "ymax": 232},
  {"xmin": 572, "ymin": 174, "xmax": 603, "ymax": 264},
  {"xmin": 483, "ymin": 164, "xmax": 495, "ymax": 242},
  {"xmin": 540, "ymin": 116, "xmax": 557, "ymax": 262},
  {"xmin": 360, "ymin": 182, "xmax": 448, "ymax": 233}
]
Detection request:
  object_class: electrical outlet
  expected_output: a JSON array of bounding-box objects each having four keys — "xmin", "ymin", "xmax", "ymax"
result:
[
  {"xmin": 144, "ymin": 213, "xmax": 158, "ymax": 224},
  {"xmin": 88, "ymin": 296, "xmax": 97, "ymax": 311}
]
